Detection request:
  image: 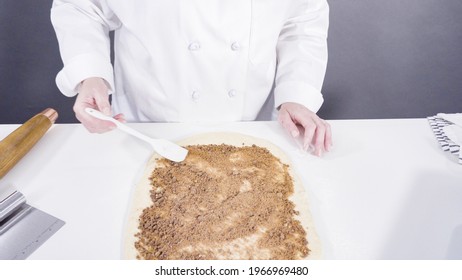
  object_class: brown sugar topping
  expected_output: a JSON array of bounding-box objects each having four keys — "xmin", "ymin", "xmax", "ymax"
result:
[{"xmin": 135, "ymin": 144, "xmax": 309, "ymax": 259}]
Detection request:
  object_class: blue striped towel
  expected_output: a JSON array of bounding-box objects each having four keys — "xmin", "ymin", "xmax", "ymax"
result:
[{"xmin": 428, "ymin": 114, "xmax": 462, "ymax": 164}]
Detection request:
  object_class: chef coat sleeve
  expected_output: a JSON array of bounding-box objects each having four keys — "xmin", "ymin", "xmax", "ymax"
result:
[
  {"xmin": 274, "ymin": 0, "xmax": 329, "ymax": 113},
  {"xmin": 51, "ymin": 0, "xmax": 120, "ymax": 97}
]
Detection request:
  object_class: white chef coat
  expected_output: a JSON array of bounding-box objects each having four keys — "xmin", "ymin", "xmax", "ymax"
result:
[{"xmin": 51, "ymin": 0, "xmax": 329, "ymax": 122}]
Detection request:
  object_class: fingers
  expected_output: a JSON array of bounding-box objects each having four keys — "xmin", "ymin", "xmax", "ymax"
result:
[
  {"xmin": 323, "ymin": 120, "xmax": 333, "ymax": 152},
  {"xmin": 298, "ymin": 116, "xmax": 324, "ymax": 157},
  {"xmin": 311, "ymin": 119, "xmax": 326, "ymax": 157},
  {"xmin": 94, "ymin": 90, "xmax": 112, "ymax": 116},
  {"xmin": 114, "ymin": 113, "xmax": 127, "ymax": 123},
  {"xmin": 74, "ymin": 103, "xmax": 116, "ymax": 133},
  {"xmin": 278, "ymin": 109, "xmax": 300, "ymax": 138},
  {"xmin": 279, "ymin": 102, "xmax": 332, "ymax": 157},
  {"xmin": 73, "ymin": 77, "xmax": 116, "ymax": 133}
]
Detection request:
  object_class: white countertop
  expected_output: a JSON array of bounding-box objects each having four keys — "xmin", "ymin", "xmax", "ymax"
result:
[{"xmin": 0, "ymin": 119, "xmax": 461, "ymax": 259}]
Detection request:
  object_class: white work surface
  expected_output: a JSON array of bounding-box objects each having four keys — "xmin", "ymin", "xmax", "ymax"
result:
[{"xmin": 0, "ymin": 119, "xmax": 461, "ymax": 259}]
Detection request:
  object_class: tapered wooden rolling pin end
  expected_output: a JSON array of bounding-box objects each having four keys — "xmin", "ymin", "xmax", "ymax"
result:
[
  {"xmin": 41, "ymin": 108, "xmax": 58, "ymax": 123},
  {"xmin": 0, "ymin": 108, "xmax": 58, "ymax": 179}
]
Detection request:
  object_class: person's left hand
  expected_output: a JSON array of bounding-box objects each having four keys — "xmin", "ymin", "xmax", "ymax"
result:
[{"xmin": 278, "ymin": 102, "xmax": 332, "ymax": 157}]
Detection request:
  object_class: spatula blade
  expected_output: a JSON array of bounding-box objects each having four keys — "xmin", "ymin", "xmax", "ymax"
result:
[{"xmin": 153, "ymin": 139, "xmax": 189, "ymax": 162}]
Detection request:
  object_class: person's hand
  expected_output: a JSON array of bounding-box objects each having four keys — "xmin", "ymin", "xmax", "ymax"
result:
[
  {"xmin": 278, "ymin": 102, "xmax": 332, "ymax": 157},
  {"xmin": 73, "ymin": 77, "xmax": 125, "ymax": 133}
]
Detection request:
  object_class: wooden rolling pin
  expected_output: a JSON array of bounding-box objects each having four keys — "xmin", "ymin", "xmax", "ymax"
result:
[{"xmin": 0, "ymin": 108, "xmax": 58, "ymax": 179}]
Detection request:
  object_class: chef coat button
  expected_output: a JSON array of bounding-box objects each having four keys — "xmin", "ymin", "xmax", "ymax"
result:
[
  {"xmin": 188, "ymin": 41, "xmax": 201, "ymax": 51},
  {"xmin": 191, "ymin": 91, "xmax": 200, "ymax": 101},
  {"xmin": 231, "ymin": 41, "xmax": 241, "ymax": 51},
  {"xmin": 228, "ymin": 89, "xmax": 237, "ymax": 98}
]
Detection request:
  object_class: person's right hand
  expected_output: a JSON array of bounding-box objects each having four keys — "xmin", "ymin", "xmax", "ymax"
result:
[{"xmin": 73, "ymin": 77, "xmax": 125, "ymax": 133}]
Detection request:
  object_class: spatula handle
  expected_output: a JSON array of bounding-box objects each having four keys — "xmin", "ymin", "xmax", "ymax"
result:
[
  {"xmin": 0, "ymin": 108, "xmax": 58, "ymax": 179},
  {"xmin": 85, "ymin": 108, "xmax": 154, "ymax": 144}
]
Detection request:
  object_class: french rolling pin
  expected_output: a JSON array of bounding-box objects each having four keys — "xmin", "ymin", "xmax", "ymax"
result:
[{"xmin": 0, "ymin": 108, "xmax": 58, "ymax": 179}]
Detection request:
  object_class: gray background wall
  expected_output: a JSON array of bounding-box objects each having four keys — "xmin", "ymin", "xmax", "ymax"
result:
[
  {"xmin": 0, "ymin": 0, "xmax": 461, "ymax": 124},
  {"xmin": 0, "ymin": 0, "xmax": 75, "ymax": 124},
  {"xmin": 319, "ymin": 0, "xmax": 462, "ymax": 119}
]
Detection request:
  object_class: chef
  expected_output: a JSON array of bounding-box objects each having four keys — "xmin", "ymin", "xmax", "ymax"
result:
[{"xmin": 51, "ymin": 0, "xmax": 332, "ymax": 156}]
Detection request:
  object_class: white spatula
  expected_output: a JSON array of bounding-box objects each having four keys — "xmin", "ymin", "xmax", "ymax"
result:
[{"xmin": 85, "ymin": 108, "xmax": 188, "ymax": 162}]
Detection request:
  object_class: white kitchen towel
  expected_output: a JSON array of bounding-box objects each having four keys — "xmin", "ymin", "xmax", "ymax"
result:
[{"xmin": 428, "ymin": 114, "xmax": 462, "ymax": 164}]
